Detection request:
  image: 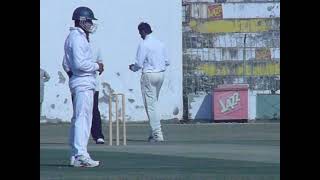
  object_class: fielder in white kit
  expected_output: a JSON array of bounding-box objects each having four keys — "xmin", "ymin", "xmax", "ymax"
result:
[
  {"xmin": 129, "ymin": 22, "xmax": 170, "ymax": 142},
  {"xmin": 63, "ymin": 6, "xmax": 104, "ymax": 168}
]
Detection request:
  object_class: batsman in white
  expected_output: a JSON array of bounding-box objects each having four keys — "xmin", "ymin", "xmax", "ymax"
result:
[
  {"xmin": 62, "ymin": 6, "xmax": 104, "ymax": 168},
  {"xmin": 129, "ymin": 22, "xmax": 170, "ymax": 142}
]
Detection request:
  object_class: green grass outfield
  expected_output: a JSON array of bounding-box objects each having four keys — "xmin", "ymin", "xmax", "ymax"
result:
[{"xmin": 40, "ymin": 122, "xmax": 280, "ymax": 180}]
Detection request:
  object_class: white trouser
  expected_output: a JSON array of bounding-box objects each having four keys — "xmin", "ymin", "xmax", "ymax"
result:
[
  {"xmin": 69, "ymin": 89, "xmax": 94, "ymax": 158},
  {"xmin": 140, "ymin": 72, "xmax": 164, "ymax": 134}
]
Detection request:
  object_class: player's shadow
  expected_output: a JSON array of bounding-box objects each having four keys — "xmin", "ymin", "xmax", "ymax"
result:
[
  {"xmin": 40, "ymin": 164, "xmax": 71, "ymax": 167},
  {"xmin": 102, "ymin": 139, "xmax": 146, "ymax": 142},
  {"xmin": 40, "ymin": 142, "xmax": 68, "ymax": 145},
  {"xmin": 126, "ymin": 139, "xmax": 146, "ymax": 142}
]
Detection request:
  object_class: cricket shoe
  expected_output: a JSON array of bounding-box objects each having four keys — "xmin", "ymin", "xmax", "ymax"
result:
[
  {"xmin": 96, "ymin": 138, "xmax": 105, "ymax": 144},
  {"xmin": 70, "ymin": 155, "xmax": 99, "ymax": 166},
  {"xmin": 73, "ymin": 155, "xmax": 100, "ymax": 168},
  {"xmin": 148, "ymin": 131, "xmax": 164, "ymax": 142}
]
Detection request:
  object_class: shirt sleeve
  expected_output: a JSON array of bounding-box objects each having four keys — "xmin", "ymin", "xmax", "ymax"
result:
[
  {"xmin": 62, "ymin": 55, "xmax": 70, "ymax": 73},
  {"xmin": 72, "ymin": 37, "xmax": 99, "ymax": 72},
  {"xmin": 133, "ymin": 42, "xmax": 147, "ymax": 71},
  {"xmin": 95, "ymin": 47, "xmax": 102, "ymax": 76}
]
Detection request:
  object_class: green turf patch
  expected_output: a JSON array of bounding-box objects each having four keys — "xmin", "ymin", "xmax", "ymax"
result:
[{"xmin": 40, "ymin": 149, "xmax": 279, "ymax": 180}]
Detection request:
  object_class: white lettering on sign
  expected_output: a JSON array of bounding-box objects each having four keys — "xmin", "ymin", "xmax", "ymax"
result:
[{"xmin": 219, "ymin": 92, "xmax": 240, "ymax": 113}]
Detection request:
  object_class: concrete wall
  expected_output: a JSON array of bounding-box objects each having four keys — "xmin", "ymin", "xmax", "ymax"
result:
[
  {"xmin": 184, "ymin": 0, "xmax": 280, "ymax": 3},
  {"xmin": 40, "ymin": 0, "xmax": 182, "ymax": 122},
  {"xmin": 256, "ymin": 94, "xmax": 280, "ymax": 119},
  {"xmin": 188, "ymin": 90, "xmax": 276, "ymax": 120},
  {"xmin": 188, "ymin": 2, "xmax": 279, "ymax": 19},
  {"xmin": 182, "ymin": 0, "xmax": 280, "ymax": 120}
]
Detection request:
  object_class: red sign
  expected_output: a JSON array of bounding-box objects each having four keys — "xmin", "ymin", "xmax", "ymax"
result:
[
  {"xmin": 208, "ymin": 4, "xmax": 223, "ymax": 20},
  {"xmin": 213, "ymin": 84, "xmax": 248, "ymax": 120}
]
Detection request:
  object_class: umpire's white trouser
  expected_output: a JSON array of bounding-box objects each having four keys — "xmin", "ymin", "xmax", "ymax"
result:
[
  {"xmin": 69, "ymin": 89, "xmax": 94, "ymax": 158},
  {"xmin": 140, "ymin": 72, "xmax": 164, "ymax": 134}
]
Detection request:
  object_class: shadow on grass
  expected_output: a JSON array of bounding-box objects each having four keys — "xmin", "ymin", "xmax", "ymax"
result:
[{"xmin": 40, "ymin": 164, "xmax": 71, "ymax": 167}]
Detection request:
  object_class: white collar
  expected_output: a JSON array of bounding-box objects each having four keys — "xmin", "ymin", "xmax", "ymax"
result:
[
  {"xmin": 144, "ymin": 34, "xmax": 152, "ymax": 40},
  {"xmin": 69, "ymin": 27, "xmax": 86, "ymax": 36}
]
